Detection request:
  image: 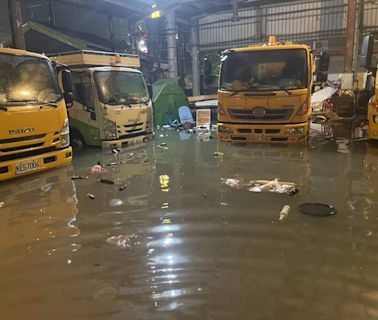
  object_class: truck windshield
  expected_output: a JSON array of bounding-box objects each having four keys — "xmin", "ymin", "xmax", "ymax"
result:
[
  {"xmin": 94, "ymin": 71, "xmax": 150, "ymax": 105},
  {"xmin": 220, "ymin": 49, "xmax": 309, "ymax": 92},
  {"xmin": 0, "ymin": 54, "xmax": 61, "ymax": 105}
]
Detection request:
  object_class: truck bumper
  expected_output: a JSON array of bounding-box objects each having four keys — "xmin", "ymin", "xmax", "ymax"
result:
[
  {"xmin": 101, "ymin": 132, "xmax": 153, "ymax": 149},
  {"xmin": 217, "ymin": 122, "xmax": 309, "ymax": 143},
  {"xmin": 0, "ymin": 147, "xmax": 72, "ymax": 182}
]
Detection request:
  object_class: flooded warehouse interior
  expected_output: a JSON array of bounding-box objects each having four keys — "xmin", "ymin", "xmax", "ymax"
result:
[{"xmin": 1, "ymin": 0, "xmax": 378, "ymax": 319}]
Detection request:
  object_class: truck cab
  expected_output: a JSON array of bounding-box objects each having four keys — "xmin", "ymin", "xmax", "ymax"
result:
[
  {"xmin": 0, "ymin": 48, "xmax": 73, "ymax": 181},
  {"xmin": 217, "ymin": 36, "xmax": 315, "ymax": 143},
  {"xmin": 51, "ymin": 51, "xmax": 154, "ymax": 149}
]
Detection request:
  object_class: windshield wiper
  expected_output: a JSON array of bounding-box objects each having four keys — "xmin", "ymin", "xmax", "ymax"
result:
[
  {"xmin": 229, "ymin": 89, "xmax": 260, "ymax": 97},
  {"xmin": 39, "ymin": 102, "xmax": 58, "ymax": 108},
  {"xmin": 277, "ymin": 86, "xmax": 293, "ymax": 96}
]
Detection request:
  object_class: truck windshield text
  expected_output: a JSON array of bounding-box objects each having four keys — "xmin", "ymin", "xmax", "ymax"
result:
[
  {"xmin": 0, "ymin": 54, "xmax": 62, "ymax": 106},
  {"xmin": 94, "ymin": 71, "xmax": 150, "ymax": 106},
  {"xmin": 220, "ymin": 49, "xmax": 309, "ymax": 92}
]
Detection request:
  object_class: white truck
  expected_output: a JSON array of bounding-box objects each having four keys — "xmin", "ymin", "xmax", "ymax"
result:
[{"xmin": 50, "ymin": 50, "xmax": 154, "ymax": 148}]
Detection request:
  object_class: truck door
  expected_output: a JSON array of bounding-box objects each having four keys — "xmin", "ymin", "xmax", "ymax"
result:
[{"xmin": 70, "ymin": 71, "xmax": 100, "ymax": 146}]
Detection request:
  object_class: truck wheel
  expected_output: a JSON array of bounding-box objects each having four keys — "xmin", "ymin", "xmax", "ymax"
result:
[{"xmin": 71, "ymin": 131, "xmax": 85, "ymax": 149}]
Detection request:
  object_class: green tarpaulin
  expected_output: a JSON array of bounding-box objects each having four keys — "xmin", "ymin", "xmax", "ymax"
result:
[{"xmin": 152, "ymin": 78, "xmax": 188, "ymax": 126}]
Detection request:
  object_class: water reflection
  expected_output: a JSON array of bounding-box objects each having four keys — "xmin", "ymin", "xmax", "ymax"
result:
[{"xmin": 2, "ymin": 128, "xmax": 378, "ymax": 319}]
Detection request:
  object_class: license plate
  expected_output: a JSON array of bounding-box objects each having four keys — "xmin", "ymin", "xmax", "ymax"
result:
[
  {"xmin": 251, "ymin": 134, "xmax": 264, "ymax": 141},
  {"xmin": 15, "ymin": 160, "xmax": 40, "ymax": 175}
]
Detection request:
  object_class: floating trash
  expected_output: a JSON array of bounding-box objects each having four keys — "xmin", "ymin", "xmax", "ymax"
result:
[
  {"xmin": 118, "ymin": 184, "xmax": 127, "ymax": 191},
  {"xmin": 90, "ymin": 165, "xmax": 106, "ymax": 174},
  {"xmin": 100, "ymin": 179, "xmax": 115, "ymax": 185},
  {"xmin": 214, "ymin": 152, "xmax": 224, "ymax": 158},
  {"xmin": 106, "ymin": 234, "xmax": 138, "ymax": 249},
  {"xmin": 112, "ymin": 148, "xmax": 121, "ymax": 155},
  {"xmin": 279, "ymin": 205, "xmax": 291, "ymax": 221},
  {"xmin": 298, "ymin": 203, "xmax": 336, "ymax": 217},
  {"xmin": 249, "ymin": 179, "xmax": 298, "ymax": 196},
  {"xmin": 71, "ymin": 175, "xmax": 88, "ymax": 180},
  {"xmin": 224, "ymin": 179, "xmax": 240, "ymax": 188},
  {"xmin": 40, "ymin": 184, "xmax": 53, "ymax": 193},
  {"xmin": 0, "ymin": 202, "xmax": 4, "ymax": 208},
  {"xmin": 87, "ymin": 193, "xmax": 95, "ymax": 200}
]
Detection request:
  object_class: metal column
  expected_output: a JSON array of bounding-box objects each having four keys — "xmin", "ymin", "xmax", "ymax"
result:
[
  {"xmin": 7, "ymin": 0, "xmax": 25, "ymax": 50},
  {"xmin": 166, "ymin": 10, "xmax": 178, "ymax": 79},
  {"xmin": 190, "ymin": 20, "xmax": 200, "ymax": 96},
  {"xmin": 48, "ymin": 0, "xmax": 56, "ymax": 25},
  {"xmin": 344, "ymin": 0, "xmax": 357, "ymax": 73}
]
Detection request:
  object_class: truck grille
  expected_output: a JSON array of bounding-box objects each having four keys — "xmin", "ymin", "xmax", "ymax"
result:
[
  {"xmin": 230, "ymin": 108, "xmax": 294, "ymax": 121},
  {"xmin": 117, "ymin": 123, "xmax": 144, "ymax": 136},
  {"xmin": 0, "ymin": 146, "xmax": 57, "ymax": 162},
  {"xmin": 0, "ymin": 134, "xmax": 46, "ymax": 144}
]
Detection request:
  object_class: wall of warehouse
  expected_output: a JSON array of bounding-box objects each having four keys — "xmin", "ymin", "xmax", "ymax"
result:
[
  {"xmin": 0, "ymin": 0, "xmax": 10, "ymax": 45},
  {"xmin": 23, "ymin": 1, "xmax": 130, "ymax": 47},
  {"xmin": 198, "ymin": 0, "xmax": 378, "ymax": 73}
]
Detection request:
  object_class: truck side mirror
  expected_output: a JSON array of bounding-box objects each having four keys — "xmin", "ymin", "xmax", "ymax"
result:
[
  {"xmin": 360, "ymin": 34, "xmax": 374, "ymax": 69},
  {"xmin": 147, "ymin": 84, "xmax": 153, "ymax": 98},
  {"xmin": 62, "ymin": 69, "xmax": 73, "ymax": 93},
  {"xmin": 64, "ymin": 92, "xmax": 74, "ymax": 108}
]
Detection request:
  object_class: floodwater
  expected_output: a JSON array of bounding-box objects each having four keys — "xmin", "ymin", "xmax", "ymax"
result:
[{"xmin": 1, "ymin": 123, "xmax": 378, "ymax": 320}]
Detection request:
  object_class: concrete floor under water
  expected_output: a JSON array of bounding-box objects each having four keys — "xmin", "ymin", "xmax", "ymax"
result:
[{"xmin": 1, "ymin": 121, "xmax": 378, "ymax": 320}]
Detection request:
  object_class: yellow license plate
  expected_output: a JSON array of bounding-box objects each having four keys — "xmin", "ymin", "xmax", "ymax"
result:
[{"xmin": 15, "ymin": 160, "xmax": 40, "ymax": 175}]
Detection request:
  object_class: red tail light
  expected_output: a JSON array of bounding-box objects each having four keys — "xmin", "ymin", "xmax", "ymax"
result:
[{"xmin": 295, "ymin": 101, "xmax": 309, "ymax": 116}]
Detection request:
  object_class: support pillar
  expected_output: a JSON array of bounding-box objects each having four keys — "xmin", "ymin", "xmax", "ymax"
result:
[
  {"xmin": 190, "ymin": 20, "xmax": 200, "ymax": 96},
  {"xmin": 7, "ymin": 0, "xmax": 25, "ymax": 50},
  {"xmin": 166, "ymin": 10, "xmax": 178, "ymax": 79},
  {"xmin": 345, "ymin": 0, "xmax": 357, "ymax": 73},
  {"xmin": 48, "ymin": 0, "xmax": 56, "ymax": 25}
]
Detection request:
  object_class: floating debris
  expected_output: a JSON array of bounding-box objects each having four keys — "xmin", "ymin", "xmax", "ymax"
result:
[
  {"xmin": 118, "ymin": 184, "xmax": 127, "ymax": 191},
  {"xmin": 162, "ymin": 218, "xmax": 172, "ymax": 224},
  {"xmin": 159, "ymin": 143, "xmax": 167, "ymax": 147},
  {"xmin": 71, "ymin": 175, "xmax": 88, "ymax": 180},
  {"xmin": 106, "ymin": 234, "xmax": 138, "ymax": 249},
  {"xmin": 249, "ymin": 179, "xmax": 298, "ymax": 195},
  {"xmin": 40, "ymin": 184, "xmax": 53, "ymax": 193},
  {"xmin": 0, "ymin": 202, "xmax": 4, "ymax": 208},
  {"xmin": 224, "ymin": 179, "xmax": 240, "ymax": 188},
  {"xmin": 298, "ymin": 203, "xmax": 336, "ymax": 217},
  {"xmin": 279, "ymin": 205, "xmax": 291, "ymax": 221},
  {"xmin": 87, "ymin": 193, "xmax": 95, "ymax": 200},
  {"xmin": 214, "ymin": 152, "xmax": 224, "ymax": 158},
  {"xmin": 90, "ymin": 164, "xmax": 106, "ymax": 174},
  {"xmin": 202, "ymin": 192, "xmax": 208, "ymax": 198},
  {"xmin": 112, "ymin": 148, "xmax": 121, "ymax": 155},
  {"xmin": 99, "ymin": 179, "xmax": 115, "ymax": 185}
]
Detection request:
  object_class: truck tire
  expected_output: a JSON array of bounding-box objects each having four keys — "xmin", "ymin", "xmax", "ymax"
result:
[{"xmin": 70, "ymin": 130, "xmax": 85, "ymax": 149}]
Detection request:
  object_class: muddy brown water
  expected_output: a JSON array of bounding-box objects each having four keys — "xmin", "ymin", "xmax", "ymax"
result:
[{"xmin": 1, "ymin": 125, "xmax": 378, "ymax": 320}]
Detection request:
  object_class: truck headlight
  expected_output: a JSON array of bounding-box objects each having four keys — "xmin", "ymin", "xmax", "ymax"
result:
[
  {"xmin": 104, "ymin": 118, "xmax": 117, "ymax": 140},
  {"xmin": 285, "ymin": 127, "xmax": 304, "ymax": 135},
  {"xmin": 61, "ymin": 119, "xmax": 70, "ymax": 147},
  {"xmin": 218, "ymin": 125, "xmax": 231, "ymax": 134}
]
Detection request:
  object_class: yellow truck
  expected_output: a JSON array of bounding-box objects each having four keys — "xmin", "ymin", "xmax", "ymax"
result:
[
  {"xmin": 358, "ymin": 35, "xmax": 378, "ymax": 140},
  {"xmin": 50, "ymin": 50, "xmax": 154, "ymax": 149},
  {"xmin": 217, "ymin": 36, "xmax": 323, "ymax": 143},
  {"xmin": 0, "ymin": 48, "xmax": 73, "ymax": 182}
]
